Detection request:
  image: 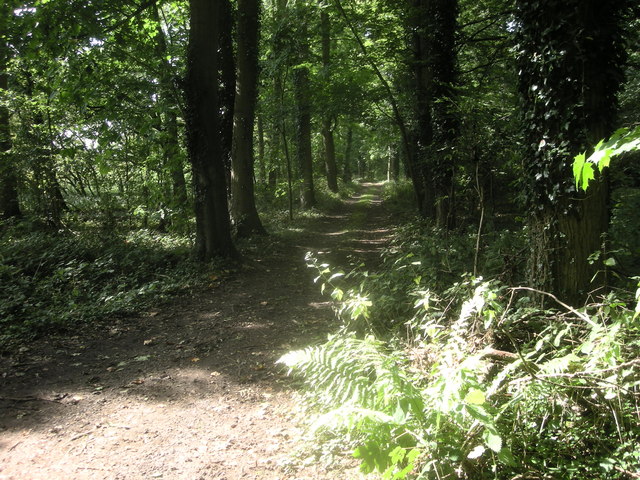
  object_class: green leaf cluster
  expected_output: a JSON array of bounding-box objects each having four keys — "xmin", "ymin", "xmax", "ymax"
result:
[
  {"xmin": 283, "ymin": 223, "xmax": 640, "ymax": 478},
  {"xmin": 573, "ymin": 126, "xmax": 640, "ymax": 191}
]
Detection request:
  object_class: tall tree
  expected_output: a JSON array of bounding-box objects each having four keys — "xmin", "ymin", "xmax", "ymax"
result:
[
  {"xmin": 0, "ymin": 1, "xmax": 21, "ymax": 219},
  {"xmin": 408, "ymin": 0, "xmax": 459, "ymax": 226},
  {"xmin": 293, "ymin": 4, "xmax": 315, "ymax": 209},
  {"xmin": 516, "ymin": 0, "xmax": 629, "ymax": 302},
  {"xmin": 343, "ymin": 125, "xmax": 353, "ymax": 182},
  {"xmin": 319, "ymin": 4, "xmax": 338, "ymax": 193},
  {"xmin": 185, "ymin": 0, "xmax": 237, "ymax": 259},
  {"xmin": 230, "ymin": 0, "xmax": 266, "ymax": 236},
  {"xmin": 218, "ymin": 0, "xmax": 236, "ymax": 186},
  {"xmin": 430, "ymin": 0, "xmax": 459, "ymax": 229}
]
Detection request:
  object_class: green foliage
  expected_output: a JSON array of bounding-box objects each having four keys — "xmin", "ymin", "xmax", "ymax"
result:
[
  {"xmin": 573, "ymin": 126, "xmax": 640, "ymax": 191},
  {"xmin": 279, "ymin": 334, "xmax": 426, "ymax": 479},
  {"xmin": 285, "ymin": 207, "xmax": 640, "ymax": 478},
  {"xmin": 381, "ymin": 180, "xmax": 416, "ymax": 216},
  {"xmin": 0, "ymin": 225, "xmax": 207, "ymax": 348}
]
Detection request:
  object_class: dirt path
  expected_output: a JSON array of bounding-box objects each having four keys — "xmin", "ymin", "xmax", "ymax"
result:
[{"xmin": 0, "ymin": 183, "xmax": 394, "ymax": 480}]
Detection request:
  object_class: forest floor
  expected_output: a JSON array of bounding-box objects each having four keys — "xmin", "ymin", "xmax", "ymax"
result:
[{"xmin": 0, "ymin": 182, "xmax": 394, "ymax": 480}]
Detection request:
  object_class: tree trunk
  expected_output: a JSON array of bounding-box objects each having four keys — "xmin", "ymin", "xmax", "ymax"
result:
[
  {"xmin": 293, "ymin": 14, "xmax": 315, "ymax": 209},
  {"xmin": 389, "ymin": 144, "xmax": 400, "ymax": 181},
  {"xmin": 320, "ymin": 8, "xmax": 338, "ymax": 193},
  {"xmin": 219, "ymin": 0, "xmax": 236, "ymax": 191},
  {"xmin": 342, "ymin": 126, "xmax": 352, "ymax": 183},
  {"xmin": 167, "ymin": 110, "xmax": 188, "ymax": 207},
  {"xmin": 230, "ymin": 0, "xmax": 266, "ymax": 237},
  {"xmin": 430, "ymin": 0, "xmax": 458, "ymax": 230},
  {"xmin": 516, "ymin": 0, "xmax": 627, "ymax": 303},
  {"xmin": 322, "ymin": 119, "xmax": 338, "ymax": 192},
  {"xmin": 185, "ymin": 0, "xmax": 237, "ymax": 260},
  {"xmin": 408, "ymin": 0, "xmax": 432, "ymax": 217},
  {"xmin": 0, "ymin": 1, "xmax": 21, "ymax": 220},
  {"xmin": 408, "ymin": 0, "xmax": 459, "ymax": 225},
  {"xmin": 31, "ymin": 108, "xmax": 66, "ymax": 228},
  {"xmin": 257, "ymin": 114, "xmax": 266, "ymax": 184}
]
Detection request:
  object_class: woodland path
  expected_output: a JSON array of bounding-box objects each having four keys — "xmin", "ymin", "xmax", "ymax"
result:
[{"xmin": 0, "ymin": 183, "xmax": 394, "ymax": 480}]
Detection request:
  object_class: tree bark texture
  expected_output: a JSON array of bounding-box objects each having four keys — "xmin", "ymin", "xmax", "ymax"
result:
[
  {"xmin": 185, "ymin": 0, "xmax": 237, "ymax": 260},
  {"xmin": 29, "ymin": 108, "xmax": 66, "ymax": 228},
  {"xmin": 230, "ymin": 0, "xmax": 266, "ymax": 237},
  {"xmin": 219, "ymin": 0, "xmax": 236, "ymax": 187},
  {"xmin": 430, "ymin": 0, "xmax": 458, "ymax": 230},
  {"xmin": 342, "ymin": 126, "xmax": 352, "ymax": 182},
  {"xmin": 516, "ymin": 0, "xmax": 628, "ymax": 303},
  {"xmin": 409, "ymin": 0, "xmax": 432, "ymax": 217}
]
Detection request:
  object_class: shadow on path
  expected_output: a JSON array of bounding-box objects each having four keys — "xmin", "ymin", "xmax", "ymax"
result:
[{"xmin": 0, "ymin": 182, "xmax": 393, "ymax": 480}]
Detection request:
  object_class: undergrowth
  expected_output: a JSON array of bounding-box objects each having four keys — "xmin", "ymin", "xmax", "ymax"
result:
[
  {"xmin": 280, "ymin": 219, "xmax": 640, "ymax": 478},
  {"xmin": 0, "ymin": 225, "xmax": 212, "ymax": 349}
]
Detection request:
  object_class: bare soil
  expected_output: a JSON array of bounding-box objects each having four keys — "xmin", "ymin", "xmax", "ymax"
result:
[{"xmin": 0, "ymin": 183, "xmax": 393, "ymax": 480}]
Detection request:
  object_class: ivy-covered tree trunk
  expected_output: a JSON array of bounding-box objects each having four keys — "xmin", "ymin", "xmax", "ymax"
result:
[
  {"xmin": 388, "ymin": 144, "xmax": 400, "ymax": 182},
  {"xmin": 409, "ymin": 0, "xmax": 432, "ymax": 217},
  {"xmin": 343, "ymin": 125, "xmax": 353, "ymax": 183},
  {"xmin": 516, "ymin": 0, "xmax": 628, "ymax": 303},
  {"xmin": 320, "ymin": 7, "xmax": 338, "ymax": 193},
  {"xmin": 185, "ymin": 0, "xmax": 237, "ymax": 260},
  {"xmin": 29, "ymin": 107, "xmax": 66, "ymax": 228},
  {"xmin": 321, "ymin": 119, "xmax": 338, "ymax": 191},
  {"xmin": 0, "ymin": 23, "xmax": 21, "ymax": 219},
  {"xmin": 230, "ymin": 0, "xmax": 266, "ymax": 237},
  {"xmin": 257, "ymin": 114, "xmax": 266, "ymax": 183}
]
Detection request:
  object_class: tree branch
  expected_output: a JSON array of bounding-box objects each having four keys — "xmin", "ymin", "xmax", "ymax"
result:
[{"xmin": 331, "ymin": 0, "xmax": 411, "ymax": 161}]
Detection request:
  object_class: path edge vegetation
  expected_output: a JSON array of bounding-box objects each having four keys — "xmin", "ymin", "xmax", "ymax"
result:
[
  {"xmin": 278, "ymin": 138, "xmax": 640, "ymax": 479},
  {"xmin": 0, "ymin": 1, "xmax": 639, "ymax": 478}
]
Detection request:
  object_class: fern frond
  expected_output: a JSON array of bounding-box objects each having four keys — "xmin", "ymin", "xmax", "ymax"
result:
[{"xmin": 278, "ymin": 335, "xmax": 424, "ymax": 420}]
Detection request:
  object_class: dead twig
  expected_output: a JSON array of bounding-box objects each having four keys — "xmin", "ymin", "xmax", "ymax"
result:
[
  {"xmin": 9, "ymin": 441, "xmax": 22, "ymax": 451},
  {"xmin": 0, "ymin": 396, "xmax": 63, "ymax": 404},
  {"xmin": 615, "ymin": 466, "xmax": 640, "ymax": 479},
  {"xmin": 510, "ymin": 286, "xmax": 597, "ymax": 327},
  {"xmin": 70, "ymin": 430, "xmax": 94, "ymax": 441}
]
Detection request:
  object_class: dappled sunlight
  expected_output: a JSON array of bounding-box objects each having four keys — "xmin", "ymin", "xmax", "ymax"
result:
[
  {"xmin": 308, "ymin": 301, "xmax": 332, "ymax": 309},
  {"xmin": 0, "ymin": 183, "xmax": 388, "ymax": 479}
]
